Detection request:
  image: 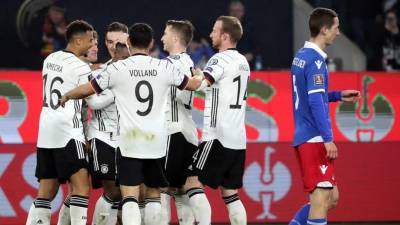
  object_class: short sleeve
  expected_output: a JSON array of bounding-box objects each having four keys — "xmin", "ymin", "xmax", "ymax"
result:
[
  {"xmin": 91, "ymin": 61, "xmax": 121, "ymax": 93},
  {"xmin": 305, "ymin": 58, "xmax": 326, "ymax": 95},
  {"xmin": 164, "ymin": 59, "xmax": 188, "ymax": 90},
  {"xmin": 203, "ymin": 54, "xmax": 228, "ymax": 84}
]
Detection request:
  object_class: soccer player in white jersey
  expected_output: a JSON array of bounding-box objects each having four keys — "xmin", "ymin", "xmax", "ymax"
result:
[
  {"xmin": 87, "ymin": 22, "xmax": 129, "ymax": 225},
  {"xmin": 59, "ymin": 23, "xmax": 204, "ymax": 225},
  {"xmin": 159, "ymin": 20, "xmax": 198, "ymax": 225},
  {"xmin": 183, "ymin": 16, "xmax": 250, "ymax": 225},
  {"xmin": 26, "ymin": 20, "xmax": 95, "ymax": 225}
]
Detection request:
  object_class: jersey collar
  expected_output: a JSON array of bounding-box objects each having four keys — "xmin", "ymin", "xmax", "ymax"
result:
[
  {"xmin": 227, "ymin": 48, "xmax": 237, "ymax": 51},
  {"xmin": 303, "ymin": 41, "xmax": 327, "ymax": 59},
  {"xmin": 131, "ymin": 53, "xmax": 148, "ymax": 56}
]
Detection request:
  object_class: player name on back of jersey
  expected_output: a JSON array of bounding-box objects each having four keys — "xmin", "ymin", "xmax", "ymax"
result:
[
  {"xmin": 292, "ymin": 57, "xmax": 306, "ymax": 69},
  {"xmin": 129, "ymin": 69, "xmax": 157, "ymax": 77},
  {"xmin": 46, "ymin": 62, "xmax": 63, "ymax": 73}
]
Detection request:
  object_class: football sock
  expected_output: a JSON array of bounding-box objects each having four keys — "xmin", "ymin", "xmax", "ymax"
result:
[
  {"xmin": 289, "ymin": 203, "xmax": 310, "ymax": 225},
  {"xmin": 26, "ymin": 198, "xmax": 51, "ymax": 225},
  {"xmin": 307, "ymin": 218, "xmax": 327, "ymax": 225},
  {"xmin": 223, "ymin": 194, "xmax": 247, "ymax": 225},
  {"xmin": 186, "ymin": 188, "xmax": 211, "ymax": 225},
  {"xmin": 160, "ymin": 191, "xmax": 171, "ymax": 225},
  {"xmin": 121, "ymin": 197, "xmax": 141, "ymax": 225},
  {"xmin": 144, "ymin": 197, "xmax": 162, "ymax": 225},
  {"xmin": 70, "ymin": 195, "xmax": 88, "ymax": 225},
  {"xmin": 91, "ymin": 194, "xmax": 113, "ymax": 225},
  {"xmin": 57, "ymin": 196, "xmax": 71, "ymax": 225}
]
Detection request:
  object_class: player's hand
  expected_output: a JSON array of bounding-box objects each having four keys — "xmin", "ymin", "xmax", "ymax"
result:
[
  {"xmin": 59, "ymin": 95, "xmax": 69, "ymax": 108},
  {"xmin": 324, "ymin": 142, "xmax": 338, "ymax": 159},
  {"xmin": 192, "ymin": 68, "xmax": 204, "ymax": 80},
  {"xmin": 341, "ymin": 90, "xmax": 361, "ymax": 103}
]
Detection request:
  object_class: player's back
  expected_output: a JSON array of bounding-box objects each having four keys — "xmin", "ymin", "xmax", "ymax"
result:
[
  {"xmin": 166, "ymin": 53, "xmax": 198, "ymax": 146},
  {"xmin": 103, "ymin": 54, "xmax": 187, "ymax": 158},
  {"xmin": 291, "ymin": 45, "xmax": 330, "ymax": 146},
  {"xmin": 202, "ymin": 49, "xmax": 250, "ymax": 149},
  {"xmin": 37, "ymin": 50, "xmax": 91, "ymax": 148}
]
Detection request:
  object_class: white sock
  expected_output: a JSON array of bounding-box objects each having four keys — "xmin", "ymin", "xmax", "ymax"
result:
[
  {"xmin": 223, "ymin": 194, "xmax": 246, "ymax": 225},
  {"xmin": 121, "ymin": 197, "xmax": 141, "ymax": 225},
  {"xmin": 70, "ymin": 195, "xmax": 88, "ymax": 225},
  {"xmin": 106, "ymin": 201, "xmax": 119, "ymax": 225},
  {"xmin": 26, "ymin": 199, "xmax": 51, "ymax": 225},
  {"xmin": 186, "ymin": 188, "xmax": 211, "ymax": 225},
  {"xmin": 160, "ymin": 191, "xmax": 171, "ymax": 225},
  {"xmin": 144, "ymin": 198, "xmax": 162, "ymax": 225},
  {"xmin": 92, "ymin": 194, "xmax": 113, "ymax": 225},
  {"xmin": 57, "ymin": 197, "xmax": 71, "ymax": 225},
  {"xmin": 139, "ymin": 201, "xmax": 146, "ymax": 225},
  {"xmin": 175, "ymin": 193, "xmax": 195, "ymax": 225}
]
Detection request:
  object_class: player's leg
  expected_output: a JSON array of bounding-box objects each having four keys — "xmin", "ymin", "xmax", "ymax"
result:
[
  {"xmin": 139, "ymin": 184, "xmax": 146, "ymax": 225},
  {"xmin": 57, "ymin": 184, "xmax": 72, "ymax": 225},
  {"xmin": 220, "ymin": 148, "xmax": 246, "ymax": 225},
  {"xmin": 144, "ymin": 187, "xmax": 162, "ymax": 225},
  {"xmin": 174, "ymin": 188, "xmax": 195, "ymax": 225},
  {"xmin": 117, "ymin": 149, "xmax": 142, "ymax": 225},
  {"xmin": 160, "ymin": 188, "xmax": 171, "ymax": 225},
  {"xmin": 59, "ymin": 140, "xmax": 90, "ymax": 225},
  {"xmin": 143, "ymin": 158, "xmax": 168, "ymax": 225},
  {"xmin": 183, "ymin": 140, "xmax": 227, "ymax": 225},
  {"xmin": 165, "ymin": 133, "xmax": 195, "ymax": 225},
  {"xmin": 26, "ymin": 148, "xmax": 60, "ymax": 225},
  {"xmin": 291, "ymin": 143, "xmax": 337, "ymax": 225},
  {"xmin": 91, "ymin": 139, "xmax": 121, "ymax": 225},
  {"xmin": 329, "ymin": 186, "xmax": 339, "ymax": 210},
  {"xmin": 120, "ymin": 185, "xmax": 141, "ymax": 225}
]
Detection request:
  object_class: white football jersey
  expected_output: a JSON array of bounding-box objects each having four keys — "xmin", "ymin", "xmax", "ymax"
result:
[
  {"xmin": 165, "ymin": 53, "xmax": 198, "ymax": 146},
  {"xmin": 202, "ymin": 49, "xmax": 250, "ymax": 149},
  {"xmin": 37, "ymin": 50, "xmax": 91, "ymax": 148},
  {"xmin": 86, "ymin": 64, "xmax": 119, "ymax": 148},
  {"xmin": 91, "ymin": 54, "xmax": 189, "ymax": 159}
]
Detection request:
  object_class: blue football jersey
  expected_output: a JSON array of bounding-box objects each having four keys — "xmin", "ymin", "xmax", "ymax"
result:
[{"xmin": 291, "ymin": 42, "xmax": 332, "ymax": 146}]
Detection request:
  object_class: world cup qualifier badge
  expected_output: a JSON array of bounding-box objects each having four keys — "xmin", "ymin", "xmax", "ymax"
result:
[{"xmin": 313, "ymin": 74, "xmax": 324, "ymax": 86}]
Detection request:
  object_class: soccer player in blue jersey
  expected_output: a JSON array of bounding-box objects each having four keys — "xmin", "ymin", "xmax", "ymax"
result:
[{"xmin": 289, "ymin": 8, "xmax": 360, "ymax": 225}]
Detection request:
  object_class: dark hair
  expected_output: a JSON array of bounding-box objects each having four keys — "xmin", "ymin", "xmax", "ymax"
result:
[
  {"xmin": 65, "ymin": 20, "xmax": 94, "ymax": 42},
  {"xmin": 128, "ymin": 23, "xmax": 153, "ymax": 49},
  {"xmin": 166, "ymin": 20, "xmax": 194, "ymax": 46},
  {"xmin": 115, "ymin": 42, "xmax": 127, "ymax": 50},
  {"xmin": 309, "ymin": 8, "xmax": 338, "ymax": 38},
  {"xmin": 106, "ymin": 22, "xmax": 128, "ymax": 33},
  {"xmin": 217, "ymin": 16, "xmax": 243, "ymax": 43}
]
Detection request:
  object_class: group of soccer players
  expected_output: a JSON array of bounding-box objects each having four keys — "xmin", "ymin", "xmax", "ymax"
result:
[
  {"xmin": 26, "ymin": 6, "xmax": 362, "ymax": 225},
  {"xmin": 27, "ymin": 14, "xmax": 249, "ymax": 225}
]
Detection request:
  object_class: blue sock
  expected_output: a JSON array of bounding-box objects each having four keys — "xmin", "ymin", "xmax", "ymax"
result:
[
  {"xmin": 307, "ymin": 218, "xmax": 327, "ymax": 225},
  {"xmin": 289, "ymin": 203, "xmax": 310, "ymax": 225}
]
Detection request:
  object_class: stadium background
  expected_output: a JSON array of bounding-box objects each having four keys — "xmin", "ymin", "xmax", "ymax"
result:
[{"xmin": 1, "ymin": 0, "xmax": 400, "ymax": 224}]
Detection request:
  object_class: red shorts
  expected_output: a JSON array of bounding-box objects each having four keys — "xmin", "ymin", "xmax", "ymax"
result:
[{"xmin": 295, "ymin": 142, "xmax": 337, "ymax": 192}]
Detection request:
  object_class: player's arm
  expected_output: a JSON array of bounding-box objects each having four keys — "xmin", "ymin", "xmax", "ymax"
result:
[
  {"xmin": 184, "ymin": 68, "xmax": 204, "ymax": 91},
  {"xmin": 60, "ymin": 82, "xmax": 95, "ymax": 107},
  {"xmin": 85, "ymin": 90, "xmax": 115, "ymax": 110}
]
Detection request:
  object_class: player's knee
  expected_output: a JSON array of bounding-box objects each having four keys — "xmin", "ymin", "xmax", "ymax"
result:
[
  {"xmin": 310, "ymin": 188, "xmax": 331, "ymax": 210},
  {"xmin": 183, "ymin": 176, "xmax": 202, "ymax": 191},
  {"xmin": 102, "ymin": 181, "xmax": 121, "ymax": 201}
]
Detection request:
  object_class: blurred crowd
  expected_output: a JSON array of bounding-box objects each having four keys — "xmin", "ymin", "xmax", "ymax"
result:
[
  {"xmin": 39, "ymin": 0, "xmax": 258, "ymax": 70},
  {"xmin": 310, "ymin": 0, "xmax": 400, "ymax": 71}
]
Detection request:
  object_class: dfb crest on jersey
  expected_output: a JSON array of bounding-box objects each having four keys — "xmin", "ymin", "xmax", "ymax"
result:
[
  {"xmin": 100, "ymin": 164, "xmax": 109, "ymax": 174},
  {"xmin": 208, "ymin": 58, "xmax": 218, "ymax": 66}
]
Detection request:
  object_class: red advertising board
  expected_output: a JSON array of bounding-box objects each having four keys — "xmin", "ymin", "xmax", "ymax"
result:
[{"xmin": 1, "ymin": 71, "xmax": 400, "ymax": 223}]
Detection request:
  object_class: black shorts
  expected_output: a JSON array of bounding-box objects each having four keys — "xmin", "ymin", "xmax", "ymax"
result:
[
  {"xmin": 163, "ymin": 132, "xmax": 197, "ymax": 188},
  {"xmin": 89, "ymin": 138, "xmax": 117, "ymax": 189},
  {"xmin": 116, "ymin": 149, "xmax": 168, "ymax": 188},
  {"xmin": 35, "ymin": 139, "xmax": 88, "ymax": 184},
  {"xmin": 191, "ymin": 139, "xmax": 245, "ymax": 189}
]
